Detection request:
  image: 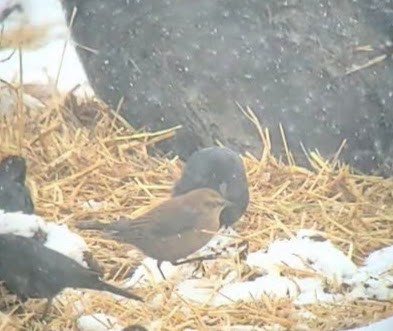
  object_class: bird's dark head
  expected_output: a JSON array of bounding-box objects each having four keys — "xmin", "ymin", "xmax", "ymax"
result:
[
  {"xmin": 172, "ymin": 146, "xmax": 249, "ymax": 226},
  {"xmin": 0, "ymin": 155, "xmax": 27, "ymax": 184}
]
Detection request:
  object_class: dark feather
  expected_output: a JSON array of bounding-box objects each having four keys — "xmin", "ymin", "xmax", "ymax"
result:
[{"xmin": 0, "ymin": 234, "xmax": 142, "ymax": 302}]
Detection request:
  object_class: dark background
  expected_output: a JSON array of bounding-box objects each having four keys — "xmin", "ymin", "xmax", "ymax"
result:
[{"xmin": 61, "ymin": 0, "xmax": 393, "ymax": 176}]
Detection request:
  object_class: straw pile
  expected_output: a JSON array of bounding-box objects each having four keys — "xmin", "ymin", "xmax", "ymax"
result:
[{"xmin": 0, "ymin": 84, "xmax": 392, "ymax": 331}]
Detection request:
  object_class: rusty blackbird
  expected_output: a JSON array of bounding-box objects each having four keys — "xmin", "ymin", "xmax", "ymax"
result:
[
  {"xmin": 76, "ymin": 188, "xmax": 231, "ymax": 279},
  {"xmin": 172, "ymin": 147, "xmax": 249, "ymax": 227},
  {"xmin": 0, "ymin": 234, "xmax": 142, "ymax": 318},
  {"xmin": 0, "ymin": 155, "xmax": 34, "ymax": 214}
]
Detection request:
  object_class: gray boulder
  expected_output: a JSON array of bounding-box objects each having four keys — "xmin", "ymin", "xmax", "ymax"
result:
[{"xmin": 61, "ymin": 0, "xmax": 393, "ymax": 175}]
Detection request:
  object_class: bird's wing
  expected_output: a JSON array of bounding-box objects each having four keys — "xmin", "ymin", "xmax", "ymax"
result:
[
  {"xmin": 137, "ymin": 202, "xmax": 201, "ymax": 237},
  {"xmin": 107, "ymin": 202, "xmax": 202, "ymax": 240},
  {"xmin": 0, "ymin": 235, "xmax": 37, "ymax": 298}
]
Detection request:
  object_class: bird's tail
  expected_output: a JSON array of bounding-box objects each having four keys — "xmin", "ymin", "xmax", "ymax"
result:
[
  {"xmin": 75, "ymin": 220, "xmax": 107, "ymax": 230},
  {"xmin": 92, "ymin": 280, "xmax": 143, "ymax": 302}
]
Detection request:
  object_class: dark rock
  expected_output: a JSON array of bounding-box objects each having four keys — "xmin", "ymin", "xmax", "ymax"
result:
[{"xmin": 61, "ymin": 0, "xmax": 393, "ymax": 176}]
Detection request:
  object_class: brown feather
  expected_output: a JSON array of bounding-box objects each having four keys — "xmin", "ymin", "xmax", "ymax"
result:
[{"xmin": 76, "ymin": 188, "xmax": 228, "ymax": 262}]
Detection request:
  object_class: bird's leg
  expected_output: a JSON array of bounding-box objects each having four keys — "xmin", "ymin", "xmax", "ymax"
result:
[
  {"xmin": 157, "ymin": 261, "xmax": 167, "ymax": 280},
  {"xmin": 41, "ymin": 297, "xmax": 53, "ymax": 320},
  {"xmin": 172, "ymin": 252, "xmax": 221, "ymax": 266},
  {"xmin": 191, "ymin": 260, "xmax": 207, "ymax": 277},
  {"xmin": 238, "ymin": 239, "xmax": 249, "ymax": 260}
]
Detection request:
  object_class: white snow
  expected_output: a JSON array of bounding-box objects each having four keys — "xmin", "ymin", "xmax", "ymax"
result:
[
  {"xmin": 294, "ymin": 277, "xmax": 343, "ymax": 304},
  {"xmin": 0, "ymin": 209, "xmax": 90, "ymax": 266},
  {"xmin": 174, "ymin": 229, "xmax": 393, "ymax": 307},
  {"xmin": 246, "ymin": 230, "xmax": 357, "ymax": 280},
  {"xmin": 341, "ymin": 315, "xmax": 393, "ymax": 331},
  {"xmin": 211, "ymin": 275, "xmax": 299, "ymax": 306},
  {"xmin": 0, "ymin": 0, "xmax": 92, "ymax": 96},
  {"xmin": 185, "ymin": 325, "xmax": 285, "ymax": 331},
  {"xmin": 122, "ymin": 226, "xmax": 393, "ymax": 310},
  {"xmin": 124, "ymin": 256, "xmax": 184, "ymax": 287},
  {"xmin": 345, "ymin": 272, "xmax": 393, "ymax": 301},
  {"xmin": 361, "ymin": 244, "xmax": 393, "ymax": 275},
  {"xmin": 124, "ymin": 227, "xmax": 244, "ymax": 287},
  {"xmin": 0, "ymin": 38, "xmax": 92, "ymax": 94},
  {"xmin": 76, "ymin": 313, "xmax": 123, "ymax": 331},
  {"xmin": 44, "ymin": 222, "xmax": 88, "ymax": 266},
  {"xmin": 2, "ymin": 0, "xmax": 67, "ymax": 33},
  {"xmin": 0, "ymin": 209, "xmax": 48, "ymax": 236}
]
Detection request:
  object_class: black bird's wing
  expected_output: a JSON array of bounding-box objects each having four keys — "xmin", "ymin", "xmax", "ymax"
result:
[
  {"xmin": 0, "ymin": 235, "xmax": 42, "ymax": 298},
  {"xmin": 0, "ymin": 234, "xmax": 142, "ymax": 301}
]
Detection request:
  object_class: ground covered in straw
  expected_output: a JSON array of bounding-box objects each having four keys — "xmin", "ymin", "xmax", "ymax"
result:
[{"xmin": 0, "ymin": 87, "xmax": 392, "ymax": 331}]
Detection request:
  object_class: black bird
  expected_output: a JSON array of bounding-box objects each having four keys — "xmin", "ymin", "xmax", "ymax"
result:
[
  {"xmin": 0, "ymin": 234, "xmax": 142, "ymax": 318},
  {"xmin": 172, "ymin": 146, "xmax": 249, "ymax": 227},
  {"xmin": 0, "ymin": 155, "xmax": 34, "ymax": 214}
]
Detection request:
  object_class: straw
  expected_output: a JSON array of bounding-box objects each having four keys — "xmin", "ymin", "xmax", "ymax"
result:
[{"xmin": 0, "ymin": 72, "xmax": 392, "ymax": 331}]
